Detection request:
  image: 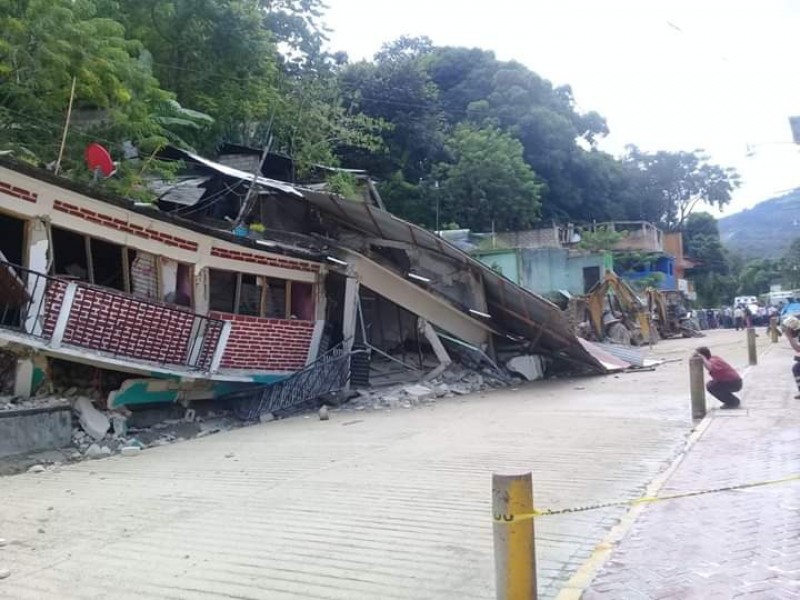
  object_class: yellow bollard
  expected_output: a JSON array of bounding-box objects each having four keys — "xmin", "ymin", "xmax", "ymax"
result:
[
  {"xmin": 747, "ymin": 327, "xmax": 758, "ymax": 366},
  {"xmin": 690, "ymin": 354, "xmax": 706, "ymax": 420},
  {"xmin": 770, "ymin": 317, "xmax": 779, "ymax": 344},
  {"xmin": 492, "ymin": 473, "xmax": 538, "ymax": 600}
]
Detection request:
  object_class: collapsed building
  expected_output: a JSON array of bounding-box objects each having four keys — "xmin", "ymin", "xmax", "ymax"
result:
[{"xmin": 0, "ymin": 148, "xmax": 611, "ymax": 449}]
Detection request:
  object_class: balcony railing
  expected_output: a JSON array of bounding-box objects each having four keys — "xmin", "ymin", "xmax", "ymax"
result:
[
  {"xmin": 223, "ymin": 343, "xmax": 363, "ymax": 421},
  {"xmin": 0, "ymin": 261, "xmax": 226, "ymax": 371}
]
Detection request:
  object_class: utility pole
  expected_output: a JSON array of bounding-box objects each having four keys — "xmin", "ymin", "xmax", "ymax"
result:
[
  {"xmin": 54, "ymin": 77, "xmax": 77, "ymax": 176},
  {"xmin": 232, "ymin": 136, "xmax": 272, "ymax": 231}
]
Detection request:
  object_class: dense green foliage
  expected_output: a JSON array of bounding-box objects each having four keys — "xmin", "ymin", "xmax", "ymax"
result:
[
  {"xmin": 683, "ymin": 213, "xmax": 737, "ymax": 306},
  {"xmin": 1, "ymin": 7, "xmax": 740, "ymax": 231},
  {"xmin": 684, "ymin": 212, "xmax": 800, "ymax": 305},
  {"xmin": 2, "ymin": 0, "xmax": 758, "ymax": 305}
]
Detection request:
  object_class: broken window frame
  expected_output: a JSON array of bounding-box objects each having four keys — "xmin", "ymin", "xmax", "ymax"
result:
[
  {"xmin": 49, "ymin": 225, "xmax": 193, "ymax": 308},
  {"xmin": 208, "ymin": 268, "xmax": 304, "ymax": 320}
]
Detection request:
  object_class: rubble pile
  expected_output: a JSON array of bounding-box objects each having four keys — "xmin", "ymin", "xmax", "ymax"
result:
[
  {"xmin": 69, "ymin": 401, "xmax": 242, "ymax": 460},
  {"xmin": 344, "ymin": 364, "xmax": 516, "ymax": 411},
  {"xmin": 0, "ymin": 395, "xmax": 69, "ymax": 412}
]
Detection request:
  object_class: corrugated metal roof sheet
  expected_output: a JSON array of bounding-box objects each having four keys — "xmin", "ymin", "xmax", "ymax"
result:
[
  {"xmin": 296, "ymin": 191, "xmax": 604, "ymax": 372},
  {"xmin": 170, "ymin": 148, "xmax": 304, "ymax": 197}
]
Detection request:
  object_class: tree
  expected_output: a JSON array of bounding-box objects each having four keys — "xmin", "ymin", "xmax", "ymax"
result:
[
  {"xmin": 339, "ymin": 37, "xmax": 445, "ymax": 181},
  {"xmin": 738, "ymin": 259, "xmax": 783, "ymax": 295},
  {"xmin": 782, "ymin": 238, "xmax": 800, "ymax": 289},
  {"xmin": 434, "ymin": 124, "xmax": 542, "ymax": 232},
  {"xmin": 623, "ymin": 148, "xmax": 741, "ymax": 231},
  {"xmin": 259, "ymin": 0, "xmax": 330, "ymax": 71},
  {"xmin": 577, "ymin": 226, "xmax": 624, "ymax": 252},
  {"xmin": 0, "ymin": 0, "xmax": 173, "ymax": 167},
  {"xmin": 379, "ymin": 172, "xmax": 437, "ymax": 229},
  {"xmin": 683, "ymin": 213, "xmax": 736, "ymax": 306},
  {"xmin": 272, "ymin": 66, "xmax": 385, "ymax": 177},
  {"xmin": 116, "ymin": 0, "xmax": 381, "ymax": 170},
  {"xmin": 426, "ymin": 47, "xmax": 611, "ymax": 221},
  {"xmin": 115, "ymin": 0, "xmax": 283, "ymax": 149}
]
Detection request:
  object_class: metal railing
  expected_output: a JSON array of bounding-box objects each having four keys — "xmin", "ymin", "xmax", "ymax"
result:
[
  {"xmin": 0, "ymin": 260, "xmax": 225, "ymax": 371},
  {"xmin": 0, "ymin": 261, "xmax": 58, "ymax": 339},
  {"xmin": 225, "ymin": 344, "xmax": 363, "ymax": 421}
]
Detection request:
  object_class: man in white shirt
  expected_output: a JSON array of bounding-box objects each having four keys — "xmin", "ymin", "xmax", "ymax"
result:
[{"xmin": 733, "ymin": 306, "xmax": 745, "ymax": 331}]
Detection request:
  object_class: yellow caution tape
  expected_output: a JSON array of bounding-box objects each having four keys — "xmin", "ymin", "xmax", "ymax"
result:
[{"xmin": 493, "ymin": 473, "xmax": 800, "ymax": 523}]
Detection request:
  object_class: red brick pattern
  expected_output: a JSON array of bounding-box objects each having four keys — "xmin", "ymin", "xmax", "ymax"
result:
[
  {"xmin": 42, "ymin": 282, "xmax": 223, "ymax": 368},
  {"xmin": 42, "ymin": 279, "xmax": 68, "ymax": 336},
  {"xmin": 53, "ymin": 200, "xmax": 199, "ymax": 251},
  {"xmin": 210, "ymin": 247, "xmax": 320, "ymax": 273},
  {"xmin": 0, "ymin": 180, "xmax": 38, "ymax": 203},
  {"xmin": 210, "ymin": 311, "xmax": 315, "ymax": 371}
]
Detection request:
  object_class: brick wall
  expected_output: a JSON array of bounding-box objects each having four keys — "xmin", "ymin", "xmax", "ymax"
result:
[
  {"xmin": 53, "ymin": 200, "xmax": 199, "ymax": 251},
  {"xmin": 42, "ymin": 282, "xmax": 223, "ymax": 368},
  {"xmin": 209, "ymin": 311, "xmax": 315, "ymax": 372},
  {"xmin": 0, "ymin": 180, "xmax": 38, "ymax": 203},
  {"xmin": 210, "ymin": 247, "xmax": 320, "ymax": 273}
]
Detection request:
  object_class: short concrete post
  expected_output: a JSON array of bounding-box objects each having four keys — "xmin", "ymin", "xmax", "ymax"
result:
[
  {"xmin": 770, "ymin": 317, "xmax": 779, "ymax": 344},
  {"xmin": 492, "ymin": 472, "xmax": 537, "ymax": 600},
  {"xmin": 747, "ymin": 327, "xmax": 758, "ymax": 365},
  {"xmin": 689, "ymin": 354, "xmax": 706, "ymax": 420}
]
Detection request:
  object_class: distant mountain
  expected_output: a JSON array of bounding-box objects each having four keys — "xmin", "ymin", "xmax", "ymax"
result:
[{"xmin": 718, "ymin": 189, "xmax": 800, "ymax": 259}]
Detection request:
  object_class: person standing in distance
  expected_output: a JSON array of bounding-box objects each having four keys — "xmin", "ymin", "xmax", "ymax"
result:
[{"xmin": 781, "ymin": 315, "xmax": 800, "ymax": 399}]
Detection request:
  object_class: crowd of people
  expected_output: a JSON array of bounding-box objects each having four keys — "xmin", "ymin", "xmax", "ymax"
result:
[
  {"xmin": 694, "ymin": 311, "xmax": 800, "ymax": 409},
  {"xmin": 691, "ymin": 303, "xmax": 783, "ymax": 331}
]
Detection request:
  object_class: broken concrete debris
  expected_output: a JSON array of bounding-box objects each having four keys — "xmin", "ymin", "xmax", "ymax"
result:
[
  {"xmin": 506, "ymin": 355, "xmax": 546, "ymax": 382},
  {"xmin": 85, "ymin": 444, "xmax": 111, "ymax": 459},
  {"xmin": 402, "ymin": 384, "xmax": 434, "ymax": 404},
  {"xmin": 344, "ymin": 364, "xmax": 514, "ymax": 411},
  {"xmin": 74, "ymin": 397, "xmax": 110, "ymax": 441}
]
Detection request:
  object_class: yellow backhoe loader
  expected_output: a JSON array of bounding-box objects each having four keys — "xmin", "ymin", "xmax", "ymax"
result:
[
  {"xmin": 645, "ymin": 288, "xmax": 703, "ymax": 339},
  {"xmin": 579, "ymin": 272, "xmax": 652, "ymax": 346}
]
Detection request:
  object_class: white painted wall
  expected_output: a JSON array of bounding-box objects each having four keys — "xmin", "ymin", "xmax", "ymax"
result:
[
  {"xmin": 24, "ymin": 218, "xmax": 49, "ymax": 336},
  {"xmin": 0, "ymin": 166, "xmax": 320, "ymax": 284}
]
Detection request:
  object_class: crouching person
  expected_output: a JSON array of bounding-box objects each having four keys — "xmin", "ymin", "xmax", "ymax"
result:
[{"xmin": 693, "ymin": 346, "xmax": 742, "ymax": 409}]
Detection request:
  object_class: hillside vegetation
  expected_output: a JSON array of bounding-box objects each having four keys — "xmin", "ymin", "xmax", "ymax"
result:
[{"xmin": 718, "ymin": 189, "xmax": 800, "ymax": 260}]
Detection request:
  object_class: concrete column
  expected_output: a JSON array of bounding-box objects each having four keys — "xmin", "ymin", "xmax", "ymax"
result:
[
  {"xmin": 314, "ymin": 271, "xmax": 328, "ymax": 321},
  {"xmin": 307, "ymin": 320, "xmax": 326, "ymax": 365},
  {"xmin": 24, "ymin": 218, "xmax": 49, "ymax": 336},
  {"xmin": 193, "ymin": 266, "xmax": 209, "ymax": 315},
  {"xmin": 209, "ymin": 321, "xmax": 232, "ymax": 374},
  {"xmin": 420, "ymin": 319, "xmax": 452, "ymax": 381},
  {"xmin": 342, "ymin": 277, "xmax": 360, "ymax": 354},
  {"xmin": 13, "ymin": 358, "xmax": 36, "ymax": 399},
  {"xmin": 50, "ymin": 282, "xmax": 78, "ymax": 349}
]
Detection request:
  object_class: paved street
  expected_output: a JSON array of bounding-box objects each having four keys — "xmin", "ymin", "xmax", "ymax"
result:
[
  {"xmin": 582, "ymin": 338, "xmax": 800, "ymax": 599},
  {"xmin": 0, "ymin": 330, "xmax": 772, "ymax": 599}
]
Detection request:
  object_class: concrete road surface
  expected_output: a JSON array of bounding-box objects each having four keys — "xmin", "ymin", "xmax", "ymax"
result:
[{"xmin": 0, "ymin": 330, "xmax": 769, "ymax": 599}]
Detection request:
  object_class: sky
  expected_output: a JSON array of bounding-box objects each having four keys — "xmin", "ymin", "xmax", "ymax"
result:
[{"xmin": 324, "ymin": 0, "xmax": 800, "ymax": 217}]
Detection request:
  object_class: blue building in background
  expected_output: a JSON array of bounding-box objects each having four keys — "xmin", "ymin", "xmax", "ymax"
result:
[{"xmin": 618, "ymin": 254, "xmax": 676, "ymax": 291}]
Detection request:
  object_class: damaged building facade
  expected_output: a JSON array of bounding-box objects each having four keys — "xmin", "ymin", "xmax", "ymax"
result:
[{"xmin": 0, "ymin": 151, "xmax": 605, "ymax": 432}]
